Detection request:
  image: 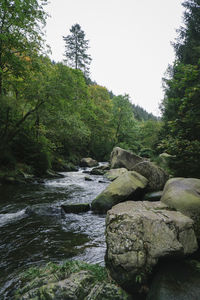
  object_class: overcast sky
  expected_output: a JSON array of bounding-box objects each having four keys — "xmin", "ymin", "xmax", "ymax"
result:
[{"xmin": 45, "ymin": 0, "xmax": 184, "ymax": 116}]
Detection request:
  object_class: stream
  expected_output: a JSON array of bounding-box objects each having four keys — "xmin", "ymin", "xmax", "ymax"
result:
[{"xmin": 0, "ymin": 165, "xmax": 109, "ymax": 299}]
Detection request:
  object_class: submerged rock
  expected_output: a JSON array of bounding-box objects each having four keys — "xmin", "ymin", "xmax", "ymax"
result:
[
  {"xmin": 110, "ymin": 147, "xmax": 144, "ymax": 170},
  {"xmin": 106, "ymin": 201, "xmax": 198, "ymax": 292},
  {"xmin": 61, "ymin": 203, "xmax": 90, "ymax": 214},
  {"xmin": 80, "ymin": 158, "xmax": 98, "ymax": 168},
  {"xmin": 91, "ymin": 171, "xmax": 148, "ymax": 213},
  {"xmin": 14, "ymin": 261, "xmax": 131, "ymax": 300},
  {"xmin": 161, "ymin": 177, "xmax": 200, "ymax": 239}
]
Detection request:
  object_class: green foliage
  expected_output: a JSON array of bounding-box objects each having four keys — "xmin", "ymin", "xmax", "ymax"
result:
[
  {"xmin": 160, "ymin": 1, "xmax": 200, "ymax": 178},
  {"xmin": 63, "ymin": 24, "xmax": 92, "ymax": 77}
]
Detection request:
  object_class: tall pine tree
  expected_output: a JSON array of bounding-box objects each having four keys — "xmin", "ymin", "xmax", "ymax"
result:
[{"xmin": 63, "ymin": 24, "xmax": 92, "ymax": 77}]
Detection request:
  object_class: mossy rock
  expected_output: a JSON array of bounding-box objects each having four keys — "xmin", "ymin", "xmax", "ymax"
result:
[
  {"xmin": 91, "ymin": 171, "xmax": 148, "ymax": 213},
  {"xmin": 161, "ymin": 177, "xmax": 200, "ymax": 239},
  {"xmin": 61, "ymin": 203, "xmax": 91, "ymax": 214},
  {"xmin": 14, "ymin": 261, "xmax": 131, "ymax": 300}
]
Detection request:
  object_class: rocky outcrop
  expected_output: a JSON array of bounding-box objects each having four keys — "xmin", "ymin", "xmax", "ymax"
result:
[
  {"xmin": 91, "ymin": 171, "xmax": 148, "ymax": 213},
  {"xmin": 61, "ymin": 203, "xmax": 90, "ymax": 213},
  {"xmin": 105, "ymin": 168, "xmax": 128, "ymax": 181},
  {"xmin": 131, "ymin": 161, "xmax": 169, "ymax": 192},
  {"xmin": 106, "ymin": 201, "xmax": 198, "ymax": 291},
  {"xmin": 110, "ymin": 147, "xmax": 144, "ymax": 170},
  {"xmin": 80, "ymin": 158, "xmax": 98, "ymax": 168},
  {"xmin": 161, "ymin": 177, "xmax": 200, "ymax": 238},
  {"xmin": 15, "ymin": 261, "xmax": 131, "ymax": 300}
]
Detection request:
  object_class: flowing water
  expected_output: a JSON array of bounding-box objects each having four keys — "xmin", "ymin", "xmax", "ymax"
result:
[{"xmin": 0, "ymin": 166, "xmax": 109, "ymax": 299}]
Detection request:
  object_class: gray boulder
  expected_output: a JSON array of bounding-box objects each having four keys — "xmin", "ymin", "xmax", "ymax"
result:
[
  {"xmin": 91, "ymin": 171, "xmax": 148, "ymax": 213},
  {"xmin": 110, "ymin": 147, "xmax": 143, "ymax": 170},
  {"xmin": 106, "ymin": 201, "xmax": 198, "ymax": 290},
  {"xmin": 80, "ymin": 158, "xmax": 98, "ymax": 168},
  {"xmin": 105, "ymin": 168, "xmax": 128, "ymax": 181},
  {"xmin": 161, "ymin": 177, "xmax": 200, "ymax": 238},
  {"xmin": 131, "ymin": 161, "xmax": 169, "ymax": 191}
]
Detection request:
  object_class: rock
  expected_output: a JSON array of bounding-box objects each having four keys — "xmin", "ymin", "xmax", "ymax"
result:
[
  {"xmin": 105, "ymin": 201, "xmax": 198, "ymax": 292},
  {"xmin": 91, "ymin": 171, "xmax": 148, "ymax": 213},
  {"xmin": 80, "ymin": 158, "xmax": 98, "ymax": 168},
  {"xmin": 15, "ymin": 261, "xmax": 131, "ymax": 300},
  {"xmin": 110, "ymin": 147, "xmax": 144, "ymax": 170},
  {"xmin": 159, "ymin": 152, "xmax": 175, "ymax": 166},
  {"xmin": 131, "ymin": 161, "xmax": 169, "ymax": 192},
  {"xmin": 161, "ymin": 177, "xmax": 200, "ymax": 238},
  {"xmin": 90, "ymin": 168, "xmax": 105, "ymax": 175},
  {"xmin": 147, "ymin": 260, "xmax": 200, "ymax": 300},
  {"xmin": 144, "ymin": 191, "xmax": 163, "ymax": 201},
  {"xmin": 26, "ymin": 204, "xmax": 60, "ymax": 217},
  {"xmin": 61, "ymin": 203, "xmax": 90, "ymax": 213},
  {"xmin": 85, "ymin": 176, "xmax": 93, "ymax": 181},
  {"xmin": 45, "ymin": 169, "xmax": 64, "ymax": 178},
  {"xmin": 105, "ymin": 168, "xmax": 128, "ymax": 181}
]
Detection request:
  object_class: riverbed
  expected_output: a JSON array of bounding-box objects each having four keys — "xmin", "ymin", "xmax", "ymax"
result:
[{"xmin": 0, "ymin": 166, "xmax": 109, "ymax": 298}]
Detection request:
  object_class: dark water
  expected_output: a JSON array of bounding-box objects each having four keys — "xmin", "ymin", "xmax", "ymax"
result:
[{"xmin": 0, "ymin": 166, "xmax": 109, "ymax": 299}]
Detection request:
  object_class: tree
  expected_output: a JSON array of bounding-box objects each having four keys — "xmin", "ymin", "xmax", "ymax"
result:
[
  {"xmin": 0, "ymin": 0, "xmax": 48, "ymax": 95},
  {"xmin": 63, "ymin": 24, "xmax": 92, "ymax": 76}
]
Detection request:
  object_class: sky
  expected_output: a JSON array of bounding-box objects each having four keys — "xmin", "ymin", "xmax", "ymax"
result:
[{"xmin": 44, "ymin": 0, "xmax": 184, "ymax": 116}]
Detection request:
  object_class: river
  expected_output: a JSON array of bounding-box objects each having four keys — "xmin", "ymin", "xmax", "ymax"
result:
[{"xmin": 0, "ymin": 166, "xmax": 109, "ymax": 299}]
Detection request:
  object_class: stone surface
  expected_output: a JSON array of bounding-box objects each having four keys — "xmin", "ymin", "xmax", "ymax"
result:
[
  {"xmin": 91, "ymin": 171, "xmax": 148, "ymax": 213},
  {"xmin": 110, "ymin": 147, "xmax": 143, "ymax": 170},
  {"xmin": 147, "ymin": 260, "xmax": 200, "ymax": 300},
  {"xmin": 131, "ymin": 161, "xmax": 169, "ymax": 192},
  {"xmin": 14, "ymin": 261, "xmax": 131, "ymax": 300},
  {"xmin": 106, "ymin": 201, "xmax": 198, "ymax": 290},
  {"xmin": 80, "ymin": 158, "xmax": 98, "ymax": 168},
  {"xmin": 161, "ymin": 177, "xmax": 200, "ymax": 238},
  {"xmin": 105, "ymin": 168, "xmax": 128, "ymax": 181},
  {"xmin": 61, "ymin": 203, "xmax": 90, "ymax": 213}
]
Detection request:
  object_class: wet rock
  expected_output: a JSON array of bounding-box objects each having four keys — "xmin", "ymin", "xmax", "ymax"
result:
[
  {"xmin": 131, "ymin": 161, "xmax": 169, "ymax": 192},
  {"xmin": 144, "ymin": 191, "xmax": 163, "ymax": 201},
  {"xmin": 85, "ymin": 176, "xmax": 93, "ymax": 181},
  {"xmin": 106, "ymin": 201, "xmax": 198, "ymax": 291},
  {"xmin": 91, "ymin": 171, "xmax": 148, "ymax": 213},
  {"xmin": 90, "ymin": 168, "xmax": 105, "ymax": 175},
  {"xmin": 105, "ymin": 168, "xmax": 128, "ymax": 181},
  {"xmin": 80, "ymin": 158, "xmax": 98, "ymax": 168},
  {"xmin": 110, "ymin": 147, "xmax": 144, "ymax": 170},
  {"xmin": 25, "ymin": 204, "xmax": 60, "ymax": 216},
  {"xmin": 147, "ymin": 260, "xmax": 200, "ymax": 300},
  {"xmin": 161, "ymin": 177, "xmax": 200, "ymax": 239},
  {"xmin": 61, "ymin": 203, "xmax": 91, "ymax": 213}
]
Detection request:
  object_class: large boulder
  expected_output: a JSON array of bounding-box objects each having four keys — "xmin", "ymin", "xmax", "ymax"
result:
[
  {"xmin": 91, "ymin": 171, "xmax": 148, "ymax": 213},
  {"xmin": 15, "ymin": 261, "xmax": 131, "ymax": 300},
  {"xmin": 106, "ymin": 201, "xmax": 198, "ymax": 292},
  {"xmin": 161, "ymin": 177, "xmax": 200, "ymax": 238},
  {"xmin": 80, "ymin": 157, "xmax": 98, "ymax": 168},
  {"xmin": 105, "ymin": 168, "xmax": 128, "ymax": 181},
  {"xmin": 110, "ymin": 147, "xmax": 144, "ymax": 170},
  {"xmin": 131, "ymin": 161, "xmax": 169, "ymax": 192}
]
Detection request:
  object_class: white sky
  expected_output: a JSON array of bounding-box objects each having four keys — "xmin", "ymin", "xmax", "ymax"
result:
[{"xmin": 44, "ymin": 0, "xmax": 184, "ymax": 116}]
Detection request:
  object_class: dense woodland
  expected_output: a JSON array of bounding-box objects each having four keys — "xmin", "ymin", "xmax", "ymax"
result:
[{"xmin": 0, "ymin": 0, "xmax": 199, "ymax": 179}]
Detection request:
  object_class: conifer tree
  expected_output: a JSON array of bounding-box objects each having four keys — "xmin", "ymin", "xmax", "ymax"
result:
[{"xmin": 63, "ymin": 24, "xmax": 92, "ymax": 77}]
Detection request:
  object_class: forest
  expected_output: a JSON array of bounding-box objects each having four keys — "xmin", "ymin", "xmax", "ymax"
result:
[{"xmin": 0, "ymin": 0, "xmax": 199, "ymax": 179}]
